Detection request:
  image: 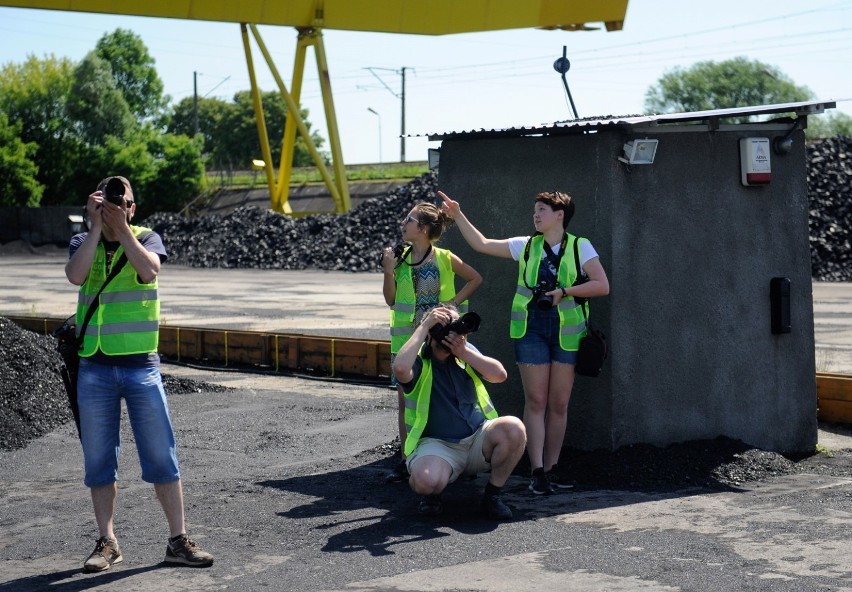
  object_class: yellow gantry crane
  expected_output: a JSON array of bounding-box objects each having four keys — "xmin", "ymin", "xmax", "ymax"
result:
[{"xmin": 0, "ymin": 0, "xmax": 629, "ymax": 213}]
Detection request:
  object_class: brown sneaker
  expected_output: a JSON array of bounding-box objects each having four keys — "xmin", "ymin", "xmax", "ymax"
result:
[
  {"xmin": 83, "ymin": 536, "xmax": 123, "ymax": 572},
  {"xmin": 164, "ymin": 534, "xmax": 214, "ymax": 567}
]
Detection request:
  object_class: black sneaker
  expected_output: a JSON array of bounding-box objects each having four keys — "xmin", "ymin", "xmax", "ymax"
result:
[
  {"xmin": 385, "ymin": 460, "xmax": 410, "ymax": 483},
  {"xmin": 165, "ymin": 534, "xmax": 214, "ymax": 567},
  {"xmin": 418, "ymin": 494, "xmax": 443, "ymax": 516},
  {"xmin": 482, "ymin": 493, "xmax": 513, "ymax": 520},
  {"xmin": 529, "ymin": 469, "xmax": 554, "ymax": 495},
  {"xmin": 545, "ymin": 469, "xmax": 574, "ymax": 490},
  {"xmin": 83, "ymin": 536, "xmax": 123, "ymax": 572}
]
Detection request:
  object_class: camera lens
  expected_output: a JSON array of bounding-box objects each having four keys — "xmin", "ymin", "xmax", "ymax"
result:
[{"xmin": 104, "ymin": 177, "xmax": 126, "ymax": 206}]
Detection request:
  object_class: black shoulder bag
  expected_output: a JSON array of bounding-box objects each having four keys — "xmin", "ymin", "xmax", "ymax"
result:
[
  {"xmin": 571, "ymin": 237, "xmax": 608, "ymax": 377},
  {"xmin": 54, "ymin": 254, "xmax": 127, "ymax": 438}
]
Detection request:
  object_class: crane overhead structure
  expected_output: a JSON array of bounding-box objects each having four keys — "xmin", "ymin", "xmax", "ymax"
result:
[{"xmin": 0, "ymin": 0, "xmax": 629, "ymax": 213}]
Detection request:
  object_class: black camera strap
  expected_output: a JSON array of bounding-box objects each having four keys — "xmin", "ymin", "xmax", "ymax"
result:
[
  {"xmin": 75, "ymin": 253, "xmax": 128, "ymax": 349},
  {"xmin": 572, "ymin": 236, "xmax": 589, "ymax": 314},
  {"xmin": 522, "ymin": 232, "xmax": 568, "ymax": 290}
]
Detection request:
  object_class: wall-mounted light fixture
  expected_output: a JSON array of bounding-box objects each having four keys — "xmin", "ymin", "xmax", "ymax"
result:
[
  {"xmin": 619, "ymin": 139, "xmax": 658, "ymax": 165},
  {"xmin": 428, "ymin": 148, "xmax": 441, "ymax": 170}
]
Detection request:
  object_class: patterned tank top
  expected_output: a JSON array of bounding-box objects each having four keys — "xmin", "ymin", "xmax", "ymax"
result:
[{"xmin": 413, "ymin": 258, "xmax": 441, "ymax": 325}]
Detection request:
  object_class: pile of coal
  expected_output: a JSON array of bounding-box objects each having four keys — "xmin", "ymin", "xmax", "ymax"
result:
[
  {"xmin": 0, "ymin": 316, "xmax": 232, "ymax": 451},
  {"xmin": 143, "ymin": 172, "xmax": 438, "ymax": 272},
  {"xmin": 0, "ymin": 317, "xmax": 71, "ymax": 450},
  {"xmin": 808, "ymin": 136, "xmax": 852, "ymax": 281}
]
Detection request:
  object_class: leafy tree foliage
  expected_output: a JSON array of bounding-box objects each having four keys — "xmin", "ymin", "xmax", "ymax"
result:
[
  {"xmin": 0, "ymin": 55, "xmax": 82, "ymax": 204},
  {"xmin": 0, "ymin": 30, "xmax": 203, "ymax": 211},
  {"xmin": 66, "ymin": 52, "xmax": 136, "ymax": 145},
  {"xmin": 94, "ymin": 28, "xmax": 168, "ymax": 121},
  {"xmin": 168, "ymin": 91, "xmax": 326, "ymax": 170},
  {"xmin": 0, "ymin": 111, "xmax": 43, "ymax": 207},
  {"xmin": 645, "ymin": 57, "xmax": 812, "ymax": 119},
  {"xmin": 644, "ymin": 57, "xmax": 852, "ymax": 137},
  {"xmin": 807, "ymin": 112, "xmax": 852, "ymax": 140}
]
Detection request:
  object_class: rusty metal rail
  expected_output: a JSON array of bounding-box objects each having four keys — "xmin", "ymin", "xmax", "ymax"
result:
[
  {"xmin": 817, "ymin": 372, "xmax": 852, "ymax": 424},
  {"xmin": 9, "ymin": 316, "xmax": 392, "ymax": 380},
  {"xmin": 10, "ymin": 316, "xmax": 852, "ymax": 420}
]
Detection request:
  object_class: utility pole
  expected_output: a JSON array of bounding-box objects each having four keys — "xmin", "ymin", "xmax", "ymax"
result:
[
  {"xmin": 366, "ymin": 66, "xmax": 410, "ymax": 162},
  {"xmin": 193, "ymin": 71, "xmax": 199, "ymax": 136},
  {"xmin": 400, "ymin": 67, "xmax": 407, "ymax": 162}
]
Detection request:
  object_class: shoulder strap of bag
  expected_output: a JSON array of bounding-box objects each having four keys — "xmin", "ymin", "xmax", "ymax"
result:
[
  {"xmin": 572, "ymin": 237, "xmax": 589, "ymax": 319},
  {"xmin": 76, "ymin": 253, "xmax": 128, "ymax": 348}
]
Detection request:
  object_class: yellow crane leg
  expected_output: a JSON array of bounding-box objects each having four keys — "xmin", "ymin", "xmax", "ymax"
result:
[
  {"xmin": 240, "ymin": 23, "xmax": 278, "ymax": 209},
  {"xmin": 244, "ymin": 24, "xmax": 350, "ymax": 214},
  {"xmin": 308, "ymin": 27, "xmax": 350, "ymax": 213}
]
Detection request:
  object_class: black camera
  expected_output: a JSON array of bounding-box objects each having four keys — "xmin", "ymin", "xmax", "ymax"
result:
[
  {"xmin": 104, "ymin": 177, "xmax": 126, "ymax": 206},
  {"xmin": 378, "ymin": 243, "xmax": 408, "ymax": 268},
  {"xmin": 532, "ymin": 280, "xmax": 555, "ymax": 310},
  {"xmin": 429, "ymin": 311, "xmax": 481, "ymax": 350}
]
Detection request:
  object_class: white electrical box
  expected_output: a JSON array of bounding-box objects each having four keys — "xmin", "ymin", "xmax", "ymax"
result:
[{"xmin": 740, "ymin": 137, "xmax": 771, "ymax": 186}]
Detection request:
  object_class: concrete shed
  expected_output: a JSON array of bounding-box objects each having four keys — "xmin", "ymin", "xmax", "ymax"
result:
[{"xmin": 431, "ymin": 100, "xmax": 836, "ymax": 453}]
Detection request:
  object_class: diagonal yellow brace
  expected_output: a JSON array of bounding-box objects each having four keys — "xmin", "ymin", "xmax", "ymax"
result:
[
  {"xmin": 247, "ymin": 24, "xmax": 351, "ymax": 214},
  {"xmin": 240, "ymin": 23, "xmax": 279, "ymax": 209}
]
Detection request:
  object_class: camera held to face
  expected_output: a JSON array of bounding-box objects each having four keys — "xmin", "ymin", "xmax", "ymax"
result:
[
  {"xmin": 104, "ymin": 177, "xmax": 126, "ymax": 206},
  {"xmin": 532, "ymin": 280, "xmax": 556, "ymax": 310},
  {"xmin": 429, "ymin": 311, "xmax": 481, "ymax": 351},
  {"xmin": 378, "ymin": 243, "xmax": 408, "ymax": 268}
]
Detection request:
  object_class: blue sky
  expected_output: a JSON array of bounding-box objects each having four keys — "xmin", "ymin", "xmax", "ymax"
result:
[{"xmin": 1, "ymin": 1, "xmax": 850, "ymax": 165}]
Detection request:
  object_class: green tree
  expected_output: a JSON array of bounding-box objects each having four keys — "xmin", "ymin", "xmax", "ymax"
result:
[
  {"xmin": 0, "ymin": 111, "xmax": 43, "ymax": 207},
  {"xmin": 167, "ymin": 95, "xmax": 230, "ymax": 157},
  {"xmin": 66, "ymin": 52, "xmax": 136, "ymax": 145},
  {"xmin": 94, "ymin": 28, "xmax": 168, "ymax": 121},
  {"xmin": 644, "ymin": 57, "xmax": 813, "ymax": 120},
  {"xmin": 0, "ymin": 55, "xmax": 82, "ymax": 204},
  {"xmin": 806, "ymin": 111, "xmax": 852, "ymax": 140},
  {"xmin": 169, "ymin": 91, "xmax": 327, "ymax": 170}
]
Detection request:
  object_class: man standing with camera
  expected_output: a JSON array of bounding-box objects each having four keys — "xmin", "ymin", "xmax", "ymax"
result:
[
  {"xmin": 65, "ymin": 176, "xmax": 213, "ymax": 572},
  {"xmin": 392, "ymin": 305, "xmax": 527, "ymax": 519}
]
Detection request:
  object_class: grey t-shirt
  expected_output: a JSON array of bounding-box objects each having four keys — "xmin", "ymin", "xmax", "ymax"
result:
[{"xmin": 401, "ymin": 345, "xmax": 487, "ymax": 442}]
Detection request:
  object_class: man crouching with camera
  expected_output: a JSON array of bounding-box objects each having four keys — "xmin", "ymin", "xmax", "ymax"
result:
[{"xmin": 393, "ymin": 305, "xmax": 527, "ymax": 520}]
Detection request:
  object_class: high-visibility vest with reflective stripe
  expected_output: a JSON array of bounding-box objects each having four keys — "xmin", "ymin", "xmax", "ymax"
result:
[
  {"xmin": 509, "ymin": 234, "xmax": 587, "ymax": 351},
  {"xmin": 77, "ymin": 226, "xmax": 160, "ymax": 356},
  {"xmin": 390, "ymin": 246, "xmax": 460, "ymax": 354},
  {"xmin": 403, "ymin": 351, "xmax": 498, "ymax": 457}
]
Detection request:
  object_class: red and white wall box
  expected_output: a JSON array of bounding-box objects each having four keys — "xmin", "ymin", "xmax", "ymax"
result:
[{"xmin": 740, "ymin": 137, "xmax": 771, "ymax": 186}]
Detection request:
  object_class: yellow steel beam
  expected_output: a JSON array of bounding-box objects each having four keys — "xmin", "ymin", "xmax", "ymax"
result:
[
  {"xmin": 0, "ymin": 1, "xmax": 629, "ymax": 34},
  {"xmin": 240, "ymin": 23, "xmax": 279, "ymax": 210},
  {"xmin": 248, "ymin": 24, "xmax": 346, "ymax": 213}
]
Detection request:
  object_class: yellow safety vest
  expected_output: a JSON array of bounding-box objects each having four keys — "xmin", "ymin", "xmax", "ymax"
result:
[
  {"xmin": 77, "ymin": 226, "xmax": 160, "ymax": 356},
  {"xmin": 403, "ymin": 351, "xmax": 498, "ymax": 457},
  {"xmin": 509, "ymin": 234, "xmax": 587, "ymax": 351},
  {"xmin": 390, "ymin": 246, "xmax": 460, "ymax": 353}
]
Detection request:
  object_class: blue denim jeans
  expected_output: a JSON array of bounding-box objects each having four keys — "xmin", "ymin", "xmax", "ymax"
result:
[
  {"xmin": 78, "ymin": 358, "xmax": 180, "ymax": 488},
  {"xmin": 513, "ymin": 306, "xmax": 578, "ymax": 365}
]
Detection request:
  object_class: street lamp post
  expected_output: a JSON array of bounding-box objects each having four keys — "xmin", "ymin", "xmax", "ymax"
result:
[{"xmin": 367, "ymin": 107, "xmax": 383, "ymax": 174}]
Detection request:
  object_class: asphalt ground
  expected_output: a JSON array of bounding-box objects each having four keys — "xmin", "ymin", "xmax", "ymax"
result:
[{"xmin": 1, "ymin": 249, "xmax": 852, "ymax": 591}]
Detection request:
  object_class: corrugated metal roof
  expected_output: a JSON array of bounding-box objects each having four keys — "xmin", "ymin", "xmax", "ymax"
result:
[{"xmin": 424, "ymin": 99, "xmax": 839, "ymax": 141}]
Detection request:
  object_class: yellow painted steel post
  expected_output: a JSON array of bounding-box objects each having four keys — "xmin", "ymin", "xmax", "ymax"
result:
[
  {"xmin": 249, "ymin": 25, "xmax": 344, "ymax": 212},
  {"xmin": 311, "ymin": 27, "xmax": 351, "ymax": 213},
  {"xmin": 240, "ymin": 23, "xmax": 277, "ymax": 203},
  {"xmin": 274, "ymin": 32, "xmax": 310, "ymax": 211}
]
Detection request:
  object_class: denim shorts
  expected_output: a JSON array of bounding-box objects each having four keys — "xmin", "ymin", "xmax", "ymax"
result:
[
  {"xmin": 513, "ymin": 306, "xmax": 578, "ymax": 365},
  {"xmin": 78, "ymin": 358, "xmax": 181, "ymax": 488}
]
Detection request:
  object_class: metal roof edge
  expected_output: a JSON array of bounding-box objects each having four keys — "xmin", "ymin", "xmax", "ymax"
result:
[{"xmin": 419, "ymin": 99, "xmax": 841, "ymax": 141}]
